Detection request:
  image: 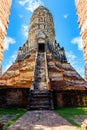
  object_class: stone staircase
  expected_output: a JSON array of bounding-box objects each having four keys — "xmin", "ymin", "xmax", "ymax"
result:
[
  {"xmin": 28, "ymin": 51, "xmax": 54, "ymax": 110},
  {"xmin": 28, "ymin": 90, "xmax": 54, "ymax": 110},
  {"xmin": 33, "ymin": 52, "xmax": 47, "ymax": 90}
]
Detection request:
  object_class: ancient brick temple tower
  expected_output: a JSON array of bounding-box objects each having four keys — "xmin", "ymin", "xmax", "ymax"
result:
[{"xmin": 0, "ymin": 6, "xmax": 87, "ymax": 109}]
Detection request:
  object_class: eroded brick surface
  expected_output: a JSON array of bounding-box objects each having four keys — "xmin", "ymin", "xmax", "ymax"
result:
[{"xmin": 0, "ymin": 0, "xmax": 11, "ymax": 62}]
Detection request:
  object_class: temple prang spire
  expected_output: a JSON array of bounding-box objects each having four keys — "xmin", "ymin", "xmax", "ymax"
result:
[{"xmin": 0, "ymin": 5, "xmax": 87, "ymax": 109}]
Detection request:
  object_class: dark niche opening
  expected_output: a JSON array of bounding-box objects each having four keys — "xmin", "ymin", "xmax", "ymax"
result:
[{"xmin": 38, "ymin": 43, "xmax": 45, "ymax": 52}]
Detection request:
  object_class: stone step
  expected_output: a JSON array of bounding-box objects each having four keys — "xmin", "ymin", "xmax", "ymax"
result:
[
  {"xmin": 29, "ymin": 105, "xmax": 51, "ymax": 110},
  {"xmin": 28, "ymin": 90, "xmax": 54, "ymax": 110},
  {"xmin": 30, "ymin": 93, "xmax": 50, "ymax": 98},
  {"xmin": 31, "ymin": 90, "xmax": 49, "ymax": 92},
  {"xmin": 35, "ymin": 80, "xmax": 46, "ymax": 82},
  {"xmin": 35, "ymin": 76, "xmax": 46, "ymax": 79},
  {"xmin": 30, "ymin": 90, "xmax": 50, "ymax": 94},
  {"xmin": 30, "ymin": 100, "xmax": 50, "ymax": 104},
  {"xmin": 30, "ymin": 102, "xmax": 51, "ymax": 106},
  {"xmin": 34, "ymin": 52, "xmax": 47, "ymax": 89},
  {"xmin": 30, "ymin": 92, "xmax": 50, "ymax": 96},
  {"xmin": 33, "ymin": 82, "xmax": 47, "ymax": 89},
  {"xmin": 30, "ymin": 95, "xmax": 50, "ymax": 99},
  {"xmin": 29, "ymin": 52, "xmax": 53, "ymax": 110}
]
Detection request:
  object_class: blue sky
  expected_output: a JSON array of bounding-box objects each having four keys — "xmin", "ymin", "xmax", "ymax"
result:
[{"xmin": 2, "ymin": 0, "xmax": 85, "ymax": 78}]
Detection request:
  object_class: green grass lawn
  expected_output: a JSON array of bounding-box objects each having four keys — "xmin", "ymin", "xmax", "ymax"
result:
[
  {"xmin": 0, "ymin": 107, "xmax": 27, "ymax": 130},
  {"xmin": 55, "ymin": 107, "xmax": 87, "ymax": 130}
]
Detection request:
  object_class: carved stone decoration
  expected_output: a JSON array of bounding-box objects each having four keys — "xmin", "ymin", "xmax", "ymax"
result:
[
  {"xmin": 28, "ymin": 6, "xmax": 55, "ymax": 49},
  {"xmin": 37, "ymin": 30, "xmax": 46, "ymax": 39}
]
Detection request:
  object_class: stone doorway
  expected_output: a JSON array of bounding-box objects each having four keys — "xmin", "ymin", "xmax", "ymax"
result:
[{"xmin": 38, "ymin": 43, "xmax": 45, "ymax": 52}]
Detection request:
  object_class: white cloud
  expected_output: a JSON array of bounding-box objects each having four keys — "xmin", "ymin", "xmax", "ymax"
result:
[
  {"xmin": 4, "ymin": 36, "xmax": 16, "ymax": 51},
  {"xmin": 64, "ymin": 14, "xmax": 68, "ymax": 19},
  {"xmin": 19, "ymin": 0, "xmax": 28, "ymax": 5},
  {"xmin": 76, "ymin": 66, "xmax": 84, "ymax": 78},
  {"xmin": 19, "ymin": 14, "xmax": 23, "ymax": 18},
  {"xmin": 66, "ymin": 51, "xmax": 76, "ymax": 66},
  {"xmin": 21, "ymin": 24, "xmax": 29, "ymax": 38},
  {"xmin": 66, "ymin": 50, "xmax": 84, "ymax": 78},
  {"xmin": 3, "ymin": 52, "xmax": 17, "ymax": 73},
  {"xmin": 19, "ymin": 0, "xmax": 43, "ymax": 12},
  {"xmin": 71, "ymin": 36, "xmax": 83, "ymax": 50},
  {"xmin": 11, "ymin": 52, "xmax": 17, "ymax": 61}
]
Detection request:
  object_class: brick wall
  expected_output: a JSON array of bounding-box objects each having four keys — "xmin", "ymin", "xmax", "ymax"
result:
[
  {"xmin": 0, "ymin": 88, "xmax": 30, "ymax": 107},
  {"xmin": 0, "ymin": 88, "xmax": 87, "ymax": 108},
  {"xmin": 75, "ymin": 0, "xmax": 87, "ymax": 80},
  {"xmin": 53, "ymin": 90, "xmax": 87, "ymax": 107},
  {"xmin": 0, "ymin": 0, "xmax": 12, "ymax": 63}
]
